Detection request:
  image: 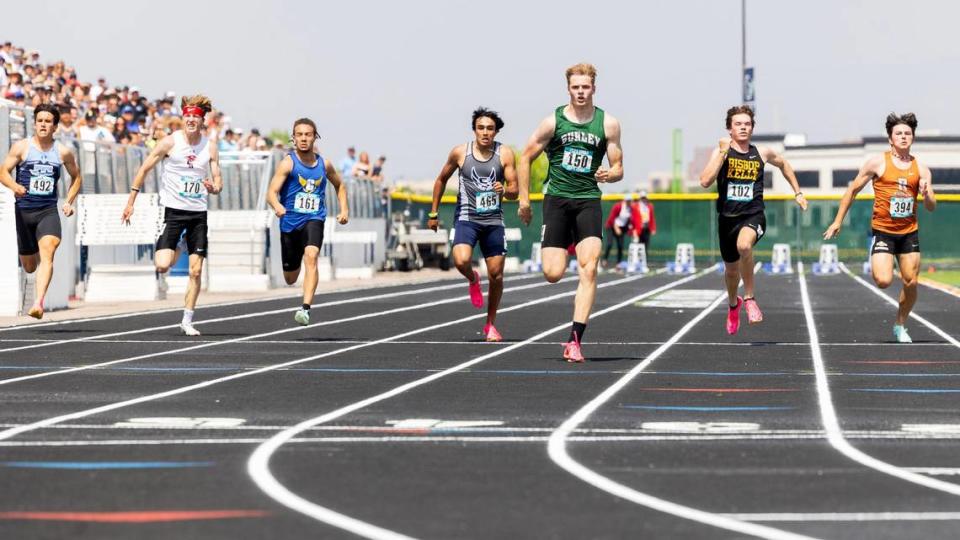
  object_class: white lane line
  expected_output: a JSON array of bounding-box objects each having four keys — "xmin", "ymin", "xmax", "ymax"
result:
[
  {"xmin": 246, "ymin": 271, "xmax": 712, "ymax": 540},
  {"xmin": 0, "ymin": 271, "xmax": 667, "ymax": 446},
  {"xmin": 800, "ymin": 262, "xmax": 960, "ymax": 496},
  {"xmin": 0, "ymin": 274, "xmax": 584, "ymax": 387},
  {"xmin": 840, "ymin": 263, "xmax": 960, "ymax": 348},
  {"xmin": 548, "ymin": 295, "xmax": 815, "ymax": 539},
  {"xmin": 0, "ymin": 273, "xmax": 509, "ymax": 332},
  {"xmin": 0, "ymin": 273, "xmax": 545, "ymax": 353},
  {"xmin": 720, "ymin": 512, "xmax": 960, "ymax": 522}
]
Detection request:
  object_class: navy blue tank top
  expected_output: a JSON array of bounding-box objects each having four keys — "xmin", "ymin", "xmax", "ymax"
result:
[{"xmin": 16, "ymin": 140, "xmax": 62, "ymax": 209}]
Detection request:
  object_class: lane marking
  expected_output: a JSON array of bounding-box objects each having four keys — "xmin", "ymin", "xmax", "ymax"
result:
[
  {"xmin": 0, "ymin": 510, "xmax": 269, "ymax": 522},
  {"xmin": 622, "ymin": 406, "xmax": 795, "ymax": 412},
  {"xmin": 247, "ymin": 270, "xmax": 713, "ymax": 540},
  {"xmin": 0, "ymin": 461, "xmax": 213, "ymax": 469},
  {"xmin": 0, "ymin": 274, "xmax": 586, "ymax": 387},
  {"xmin": 720, "ymin": 512, "xmax": 960, "ymax": 522},
  {"xmin": 0, "ymin": 273, "xmax": 521, "ymax": 332},
  {"xmin": 0, "ymin": 273, "xmax": 546, "ymax": 354},
  {"xmin": 547, "ymin": 291, "xmax": 816, "ymax": 540},
  {"xmin": 844, "ymin": 360, "xmax": 960, "ymax": 365},
  {"xmin": 850, "ymin": 389, "xmax": 960, "ymax": 394},
  {"xmin": 0, "ymin": 273, "xmax": 654, "ymax": 442},
  {"xmin": 800, "ymin": 262, "xmax": 960, "ymax": 496},
  {"xmin": 637, "ymin": 388, "xmax": 798, "ymax": 393},
  {"xmin": 841, "ymin": 262, "xmax": 960, "ymax": 349}
]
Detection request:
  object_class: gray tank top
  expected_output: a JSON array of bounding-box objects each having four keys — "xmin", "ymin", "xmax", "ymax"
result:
[{"xmin": 456, "ymin": 142, "xmax": 505, "ymax": 225}]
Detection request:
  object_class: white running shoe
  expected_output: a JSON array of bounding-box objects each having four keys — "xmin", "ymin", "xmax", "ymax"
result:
[
  {"xmin": 180, "ymin": 323, "xmax": 201, "ymax": 336},
  {"xmin": 294, "ymin": 309, "xmax": 310, "ymax": 326},
  {"xmin": 893, "ymin": 324, "xmax": 912, "ymax": 344}
]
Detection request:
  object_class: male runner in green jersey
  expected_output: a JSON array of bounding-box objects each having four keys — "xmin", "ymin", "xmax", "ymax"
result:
[{"xmin": 518, "ymin": 63, "xmax": 624, "ymax": 362}]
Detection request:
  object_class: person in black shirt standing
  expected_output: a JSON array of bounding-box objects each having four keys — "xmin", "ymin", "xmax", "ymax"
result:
[{"xmin": 699, "ymin": 105, "xmax": 807, "ymax": 335}]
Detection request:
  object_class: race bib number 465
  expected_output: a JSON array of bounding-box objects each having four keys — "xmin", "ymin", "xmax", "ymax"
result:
[
  {"xmin": 726, "ymin": 182, "xmax": 754, "ymax": 202},
  {"xmin": 294, "ymin": 192, "xmax": 321, "ymax": 214},
  {"xmin": 28, "ymin": 176, "xmax": 54, "ymax": 196},
  {"xmin": 475, "ymin": 190, "xmax": 499, "ymax": 214},
  {"xmin": 561, "ymin": 148, "xmax": 593, "ymax": 173},
  {"xmin": 890, "ymin": 196, "xmax": 914, "ymax": 219},
  {"xmin": 179, "ymin": 176, "xmax": 205, "ymax": 199}
]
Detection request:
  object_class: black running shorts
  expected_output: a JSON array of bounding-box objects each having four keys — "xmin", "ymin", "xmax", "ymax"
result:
[
  {"xmin": 281, "ymin": 219, "xmax": 325, "ymax": 272},
  {"xmin": 540, "ymin": 195, "xmax": 602, "ymax": 249},
  {"xmin": 718, "ymin": 212, "xmax": 766, "ymax": 263},
  {"xmin": 156, "ymin": 207, "xmax": 208, "ymax": 256},
  {"xmin": 15, "ymin": 205, "xmax": 61, "ymax": 255},
  {"xmin": 871, "ymin": 229, "xmax": 920, "ymax": 256}
]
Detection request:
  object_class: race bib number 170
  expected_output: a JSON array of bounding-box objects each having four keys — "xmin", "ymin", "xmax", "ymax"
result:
[{"xmin": 179, "ymin": 176, "xmax": 205, "ymax": 198}]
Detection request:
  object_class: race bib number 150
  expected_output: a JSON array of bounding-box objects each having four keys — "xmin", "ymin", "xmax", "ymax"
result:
[{"xmin": 561, "ymin": 148, "xmax": 593, "ymax": 173}]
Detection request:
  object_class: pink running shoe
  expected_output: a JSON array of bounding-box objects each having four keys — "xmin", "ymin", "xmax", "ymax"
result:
[
  {"xmin": 744, "ymin": 297, "xmax": 763, "ymax": 325},
  {"xmin": 726, "ymin": 296, "xmax": 743, "ymax": 335},
  {"xmin": 483, "ymin": 324, "xmax": 503, "ymax": 342},
  {"xmin": 468, "ymin": 270, "xmax": 483, "ymax": 308},
  {"xmin": 563, "ymin": 337, "xmax": 585, "ymax": 363}
]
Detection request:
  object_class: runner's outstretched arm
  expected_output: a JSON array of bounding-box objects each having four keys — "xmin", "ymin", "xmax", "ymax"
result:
[
  {"xmin": 60, "ymin": 146, "xmax": 82, "ymax": 216},
  {"xmin": 325, "ymin": 159, "xmax": 349, "ymax": 225},
  {"xmin": 760, "ymin": 147, "xmax": 807, "ymax": 211},
  {"xmin": 595, "ymin": 114, "xmax": 623, "ymax": 184},
  {"xmin": 518, "ymin": 115, "xmax": 556, "ymax": 225},
  {"xmin": 427, "ymin": 146, "xmax": 461, "ymax": 231},
  {"xmin": 919, "ymin": 165, "xmax": 936, "ymax": 212},
  {"xmin": 501, "ymin": 146, "xmax": 519, "ymax": 200},
  {"xmin": 0, "ymin": 140, "xmax": 26, "ymax": 197},
  {"xmin": 266, "ymin": 155, "xmax": 293, "ymax": 217},
  {"xmin": 122, "ymin": 136, "xmax": 174, "ymax": 223},
  {"xmin": 824, "ymin": 156, "xmax": 882, "ymax": 239}
]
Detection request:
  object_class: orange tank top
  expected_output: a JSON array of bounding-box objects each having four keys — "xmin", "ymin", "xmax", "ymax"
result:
[{"xmin": 871, "ymin": 151, "xmax": 919, "ymax": 235}]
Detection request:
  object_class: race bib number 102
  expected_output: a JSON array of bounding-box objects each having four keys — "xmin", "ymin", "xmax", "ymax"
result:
[{"xmin": 727, "ymin": 182, "xmax": 754, "ymax": 202}]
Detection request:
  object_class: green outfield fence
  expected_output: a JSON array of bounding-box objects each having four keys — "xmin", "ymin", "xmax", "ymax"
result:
[{"xmin": 392, "ymin": 193, "xmax": 960, "ymax": 266}]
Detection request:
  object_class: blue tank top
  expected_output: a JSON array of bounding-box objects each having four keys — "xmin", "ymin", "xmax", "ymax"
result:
[
  {"xmin": 279, "ymin": 151, "xmax": 327, "ymax": 233},
  {"xmin": 15, "ymin": 140, "xmax": 62, "ymax": 209}
]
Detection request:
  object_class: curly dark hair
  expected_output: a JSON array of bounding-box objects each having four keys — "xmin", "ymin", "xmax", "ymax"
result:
[
  {"xmin": 472, "ymin": 107, "xmax": 504, "ymax": 131},
  {"xmin": 885, "ymin": 112, "xmax": 917, "ymax": 136},
  {"xmin": 725, "ymin": 105, "xmax": 755, "ymax": 129},
  {"xmin": 33, "ymin": 103, "xmax": 60, "ymax": 126}
]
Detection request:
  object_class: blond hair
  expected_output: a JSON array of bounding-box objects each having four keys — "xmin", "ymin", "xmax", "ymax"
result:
[
  {"xmin": 565, "ymin": 63, "xmax": 597, "ymax": 84},
  {"xmin": 181, "ymin": 94, "xmax": 213, "ymax": 114}
]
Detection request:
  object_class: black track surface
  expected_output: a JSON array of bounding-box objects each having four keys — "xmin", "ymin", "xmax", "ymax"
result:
[{"xmin": 0, "ymin": 268, "xmax": 958, "ymax": 539}]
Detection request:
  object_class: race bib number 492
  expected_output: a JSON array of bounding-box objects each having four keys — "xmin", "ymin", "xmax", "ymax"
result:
[
  {"xmin": 890, "ymin": 196, "xmax": 914, "ymax": 219},
  {"xmin": 475, "ymin": 190, "xmax": 499, "ymax": 214},
  {"xmin": 726, "ymin": 182, "xmax": 754, "ymax": 202},
  {"xmin": 294, "ymin": 192, "xmax": 321, "ymax": 214},
  {"xmin": 561, "ymin": 148, "xmax": 593, "ymax": 173},
  {"xmin": 179, "ymin": 176, "xmax": 205, "ymax": 198},
  {"xmin": 28, "ymin": 176, "xmax": 54, "ymax": 196}
]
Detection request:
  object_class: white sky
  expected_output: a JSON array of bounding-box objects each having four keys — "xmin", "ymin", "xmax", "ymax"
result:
[{"xmin": 7, "ymin": 0, "xmax": 959, "ymax": 187}]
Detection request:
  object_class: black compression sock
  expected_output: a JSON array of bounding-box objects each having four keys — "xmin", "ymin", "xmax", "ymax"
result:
[
  {"xmin": 569, "ymin": 321, "xmax": 587, "ymax": 343},
  {"xmin": 302, "ymin": 303, "xmax": 310, "ymax": 311}
]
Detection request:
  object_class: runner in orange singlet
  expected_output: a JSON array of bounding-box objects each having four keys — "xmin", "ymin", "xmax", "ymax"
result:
[{"xmin": 824, "ymin": 113, "xmax": 937, "ymax": 343}]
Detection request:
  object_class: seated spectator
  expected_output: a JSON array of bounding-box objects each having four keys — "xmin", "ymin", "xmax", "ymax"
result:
[{"xmin": 351, "ymin": 151, "xmax": 372, "ymax": 178}]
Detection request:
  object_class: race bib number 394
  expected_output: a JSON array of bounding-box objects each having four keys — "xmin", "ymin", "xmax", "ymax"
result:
[
  {"xmin": 29, "ymin": 176, "xmax": 54, "ymax": 196},
  {"xmin": 179, "ymin": 176, "xmax": 204, "ymax": 199},
  {"xmin": 890, "ymin": 196, "xmax": 914, "ymax": 219},
  {"xmin": 475, "ymin": 190, "xmax": 499, "ymax": 214},
  {"xmin": 561, "ymin": 148, "xmax": 593, "ymax": 173},
  {"xmin": 726, "ymin": 182, "xmax": 754, "ymax": 202},
  {"xmin": 294, "ymin": 192, "xmax": 321, "ymax": 214}
]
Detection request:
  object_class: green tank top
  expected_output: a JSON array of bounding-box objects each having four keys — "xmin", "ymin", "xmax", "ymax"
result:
[{"xmin": 545, "ymin": 105, "xmax": 606, "ymax": 199}]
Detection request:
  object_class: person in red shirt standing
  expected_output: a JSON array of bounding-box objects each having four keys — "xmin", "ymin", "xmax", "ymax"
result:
[{"xmin": 603, "ymin": 193, "xmax": 640, "ymax": 267}]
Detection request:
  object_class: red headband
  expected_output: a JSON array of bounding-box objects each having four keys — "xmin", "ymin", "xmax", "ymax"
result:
[{"xmin": 182, "ymin": 106, "xmax": 205, "ymax": 118}]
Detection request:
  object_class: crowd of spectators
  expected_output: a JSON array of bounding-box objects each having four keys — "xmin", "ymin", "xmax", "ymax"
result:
[
  {"xmin": 0, "ymin": 41, "xmax": 275, "ymax": 153},
  {"xmin": 338, "ymin": 146, "xmax": 387, "ymax": 183}
]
